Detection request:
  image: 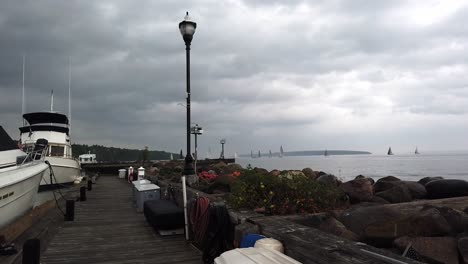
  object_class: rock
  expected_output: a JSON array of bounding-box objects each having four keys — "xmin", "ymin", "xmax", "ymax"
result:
[
  {"xmin": 302, "ymin": 168, "xmax": 317, "ymax": 180},
  {"xmin": 338, "ymin": 206, "xmax": 403, "ymax": 239},
  {"xmin": 318, "ymin": 217, "xmax": 359, "ymax": 241},
  {"xmin": 394, "ymin": 236, "xmax": 459, "ymax": 264},
  {"xmin": 418, "ymin": 176, "xmax": 444, "ymax": 186},
  {"xmin": 317, "ymin": 174, "xmax": 339, "ymax": 186},
  {"xmin": 425, "ymin": 206, "xmax": 468, "ymax": 234},
  {"xmin": 253, "ymin": 167, "xmax": 269, "ymax": 175},
  {"xmin": 269, "ymin": 169, "xmax": 281, "ymax": 177},
  {"xmin": 317, "ymin": 171, "xmax": 327, "ymax": 177},
  {"xmin": 375, "ymin": 185, "xmax": 413, "ymax": 203},
  {"xmin": 355, "ymin": 175, "xmax": 375, "ymax": 184},
  {"xmin": 426, "ymin": 179, "xmax": 468, "ymax": 199},
  {"xmin": 339, "ymin": 178, "xmax": 374, "ymax": 204},
  {"xmin": 374, "ymin": 176, "xmax": 401, "ymax": 193},
  {"xmin": 368, "ymin": 196, "xmax": 390, "ymax": 204},
  {"xmin": 280, "ymin": 170, "xmax": 306, "ymax": 180},
  {"xmin": 459, "ymin": 237, "xmax": 468, "ymax": 264},
  {"xmin": 399, "ymin": 181, "xmax": 427, "ymax": 199},
  {"xmin": 362, "ymin": 207, "xmax": 450, "ymax": 247},
  {"xmin": 409, "ymin": 208, "xmax": 451, "ymax": 236},
  {"xmin": 378, "ymin": 176, "xmax": 401, "ymax": 182}
]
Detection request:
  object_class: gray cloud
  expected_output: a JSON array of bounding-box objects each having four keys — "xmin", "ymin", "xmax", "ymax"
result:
[{"xmin": 1, "ymin": 0, "xmax": 468, "ymax": 155}]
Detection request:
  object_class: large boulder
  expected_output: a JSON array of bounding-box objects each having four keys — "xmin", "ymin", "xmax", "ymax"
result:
[
  {"xmin": 374, "ymin": 176, "xmax": 401, "ymax": 193},
  {"xmin": 302, "ymin": 167, "xmax": 317, "ymax": 180},
  {"xmin": 362, "ymin": 207, "xmax": 450, "ymax": 246},
  {"xmin": 418, "ymin": 176, "xmax": 444, "ymax": 186},
  {"xmin": 339, "ymin": 178, "xmax": 374, "ymax": 204},
  {"xmin": 459, "ymin": 237, "xmax": 468, "ymax": 264},
  {"xmin": 317, "ymin": 174, "xmax": 339, "ymax": 186},
  {"xmin": 375, "ymin": 185, "xmax": 413, "ymax": 203},
  {"xmin": 426, "ymin": 179, "xmax": 468, "ymax": 199},
  {"xmin": 375, "ymin": 180, "xmax": 426, "ymax": 201},
  {"xmin": 402, "ymin": 181, "xmax": 427, "ymax": 199},
  {"xmin": 394, "ymin": 236, "xmax": 459, "ymax": 264},
  {"xmin": 318, "ymin": 217, "xmax": 359, "ymax": 241},
  {"xmin": 338, "ymin": 206, "xmax": 403, "ymax": 239},
  {"xmin": 428, "ymin": 206, "xmax": 468, "ymax": 234}
]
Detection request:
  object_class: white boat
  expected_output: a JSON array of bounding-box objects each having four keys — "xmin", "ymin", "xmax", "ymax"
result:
[
  {"xmin": 79, "ymin": 152, "xmax": 97, "ymax": 164},
  {"xmin": 19, "ymin": 112, "xmax": 80, "ymax": 186},
  {"xmin": 0, "ymin": 126, "xmax": 49, "ymax": 228}
]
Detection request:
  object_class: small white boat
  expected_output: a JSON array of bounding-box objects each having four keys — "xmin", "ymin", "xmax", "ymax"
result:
[
  {"xmin": 79, "ymin": 152, "xmax": 97, "ymax": 164},
  {"xmin": 0, "ymin": 126, "xmax": 49, "ymax": 228}
]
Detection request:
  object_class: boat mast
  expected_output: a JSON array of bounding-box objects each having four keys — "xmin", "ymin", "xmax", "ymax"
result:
[
  {"xmin": 22, "ymin": 55, "xmax": 26, "ymax": 126},
  {"xmin": 50, "ymin": 90, "xmax": 54, "ymax": 111},
  {"xmin": 68, "ymin": 57, "xmax": 72, "ymax": 128}
]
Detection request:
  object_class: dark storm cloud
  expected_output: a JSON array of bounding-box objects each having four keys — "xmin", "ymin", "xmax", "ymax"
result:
[{"xmin": 1, "ymin": 0, "xmax": 468, "ymax": 154}]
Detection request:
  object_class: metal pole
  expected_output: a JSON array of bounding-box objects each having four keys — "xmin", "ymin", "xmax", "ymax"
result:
[
  {"xmin": 184, "ymin": 43, "xmax": 194, "ymax": 176},
  {"xmin": 194, "ymin": 133, "xmax": 197, "ymax": 173},
  {"xmin": 182, "ymin": 176, "xmax": 189, "ymax": 240}
]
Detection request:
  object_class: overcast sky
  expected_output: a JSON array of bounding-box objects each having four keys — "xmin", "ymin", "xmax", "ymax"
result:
[{"xmin": 1, "ymin": 0, "xmax": 468, "ymax": 156}]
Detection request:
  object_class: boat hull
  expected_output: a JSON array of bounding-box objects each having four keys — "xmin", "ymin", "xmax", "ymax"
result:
[
  {"xmin": 0, "ymin": 163, "xmax": 47, "ymax": 228},
  {"xmin": 40, "ymin": 157, "xmax": 80, "ymax": 186}
]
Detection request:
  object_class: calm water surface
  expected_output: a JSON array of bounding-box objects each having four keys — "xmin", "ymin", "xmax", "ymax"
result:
[{"xmin": 236, "ymin": 153, "xmax": 468, "ymax": 181}]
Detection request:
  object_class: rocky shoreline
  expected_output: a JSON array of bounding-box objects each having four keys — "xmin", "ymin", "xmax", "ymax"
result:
[{"xmin": 149, "ymin": 160, "xmax": 468, "ymax": 263}]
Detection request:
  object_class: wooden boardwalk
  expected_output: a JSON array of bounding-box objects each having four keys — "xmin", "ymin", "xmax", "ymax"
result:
[{"xmin": 41, "ymin": 176, "xmax": 201, "ymax": 264}]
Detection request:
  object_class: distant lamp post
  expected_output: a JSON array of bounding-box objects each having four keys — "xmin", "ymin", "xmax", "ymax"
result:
[
  {"xmin": 179, "ymin": 12, "xmax": 197, "ymax": 176},
  {"xmin": 179, "ymin": 12, "xmax": 197, "ymax": 241},
  {"xmin": 220, "ymin": 139, "xmax": 226, "ymax": 160},
  {"xmin": 191, "ymin": 124, "xmax": 203, "ymax": 172}
]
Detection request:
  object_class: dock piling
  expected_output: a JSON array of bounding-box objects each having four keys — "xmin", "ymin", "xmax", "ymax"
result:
[
  {"xmin": 80, "ymin": 186, "xmax": 86, "ymax": 201},
  {"xmin": 22, "ymin": 238, "xmax": 40, "ymax": 264},
  {"xmin": 65, "ymin": 200, "xmax": 75, "ymax": 221}
]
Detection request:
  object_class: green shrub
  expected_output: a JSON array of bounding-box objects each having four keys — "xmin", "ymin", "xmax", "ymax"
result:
[{"xmin": 228, "ymin": 170, "xmax": 346, "ymax": 214}]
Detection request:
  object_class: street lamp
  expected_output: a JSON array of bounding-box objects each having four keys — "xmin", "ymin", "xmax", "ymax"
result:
[
  {"xmin": 220, "ymin": 139, "xmax": 226, "ymax": 159},
  {"xmin": 179, "ymin": 11, "xmax": 196, "ymax": 241},
  {"xmin": 179, "ymin": 12, "xmax": 197, "ymax": 176},
  {"xmin": 191, "ymin": 124, "xmax": 203, "ymax": 172}
]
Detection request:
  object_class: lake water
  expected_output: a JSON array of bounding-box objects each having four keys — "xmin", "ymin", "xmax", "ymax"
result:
[{"xmin": 236, "ymin": 153, "xmax": 468, "ymax": 182}]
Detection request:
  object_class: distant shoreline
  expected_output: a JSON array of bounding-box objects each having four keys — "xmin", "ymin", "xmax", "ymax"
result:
[{"xmin": 241, "ymin": 150, "xmax": 371, "ymax": 157}]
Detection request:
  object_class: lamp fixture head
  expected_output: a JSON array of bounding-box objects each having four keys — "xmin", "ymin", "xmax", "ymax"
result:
[{"xmin": 179, "ymin": 12, "xmax": 197, "ymax": 44}]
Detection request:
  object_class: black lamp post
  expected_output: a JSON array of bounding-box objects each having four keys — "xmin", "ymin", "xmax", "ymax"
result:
[{"xmin": 179, "ymin": 12, "xmax": 197, "ymax": 176}]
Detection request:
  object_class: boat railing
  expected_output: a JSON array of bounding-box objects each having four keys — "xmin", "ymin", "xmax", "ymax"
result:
[{"xmin": 17, "ymin": 139, "xmax": 49, "ymax": 166}]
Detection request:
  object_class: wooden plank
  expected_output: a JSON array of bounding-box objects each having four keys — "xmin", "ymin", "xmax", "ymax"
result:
[{"xmin": 41, "ymin": 176, "xmax": 201, "ymax": 264}]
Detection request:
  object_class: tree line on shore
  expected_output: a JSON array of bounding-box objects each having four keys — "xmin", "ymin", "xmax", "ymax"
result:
[{"xmin": 72, "ymin": 144, "xmax": 177, "ymax": 162}]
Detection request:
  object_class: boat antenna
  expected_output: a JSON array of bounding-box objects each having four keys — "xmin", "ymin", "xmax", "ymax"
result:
[
  {"xmin": 22, "ymin": 54, "xmax": 26, "ymax": 126},
  {"xmin": 50, "ymin": 89, "xmax": 54, "ymax": 111},
  {"xmin": 68, "ymin": 57, "xmax": 72, "ymax": 128}
]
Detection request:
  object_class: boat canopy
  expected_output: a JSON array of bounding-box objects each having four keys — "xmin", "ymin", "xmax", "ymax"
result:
[
  {"xmin": 23, "ymin": 112, "xmax": 69, "ymax": 125},
  {"xmin": 0, "ymin": 126, "xmax": 18, "ymax": 151},
  {"xmin": 19, "ymin": 125, "xmax": 69, "ymax": 135}
]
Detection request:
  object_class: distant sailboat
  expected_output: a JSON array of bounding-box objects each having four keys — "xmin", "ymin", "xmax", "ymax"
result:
[
  {"xmin": 234, "ymin": 152, "xmax": 238, "ymax": 159},
  {"xmin": 279, "ymin": 145, "xmax": 284, "ymax": 158},
  {"xmin": 269, "ymin": 150, "xmax": 272, "ymax": 158},
  {"xmin": 258, "ymin": 150, "xmax": 261, "ymax": 158},
  {"xmin": 388, "ymin": 147, "xmax": 394, "ymax": 155},
  {"xmin": 415, "ymin": 147, "xmax": 420, "ymax": 155},
  {"xmin": 324, "ymin": 149, "xmax": 329, "ymax": 156}
]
